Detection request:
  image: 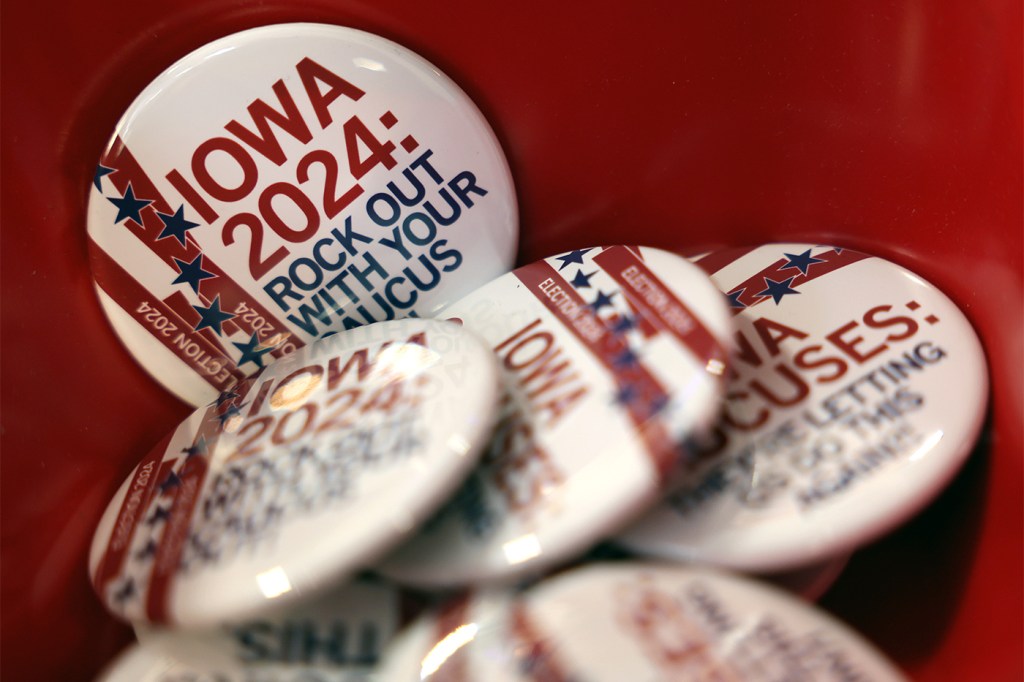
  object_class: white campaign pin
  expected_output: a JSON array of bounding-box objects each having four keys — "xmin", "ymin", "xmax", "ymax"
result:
[
  {"xmin": 617, "ymin": 244, "xmax": 988, "ymax": 572},
  {"xmin": 378, "ymin": 246, "xmax": 733, "ymax": 586},
  {"xmin": 87, "ymin": 23, "xmax": 517, "ymax": 406},
  {"xmin": 88, "ymin": 318, "xmax": 499, "ymax": 627},
  {"xmin": 379, "ymin": 564, "xmax": 907, "ymax": 682}
]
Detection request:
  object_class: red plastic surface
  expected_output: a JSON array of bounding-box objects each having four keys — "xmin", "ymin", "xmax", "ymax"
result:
[{"xmin": 2, "ymin": 2, "xmax": 1021, "ymax": 680}]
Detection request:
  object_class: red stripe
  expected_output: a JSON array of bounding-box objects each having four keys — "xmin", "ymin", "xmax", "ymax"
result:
[
  {"xmin": 144, "ymin": 407, "xmax": 226, "ymax": 624},
  {"xmin": 692, "ymin": 246, "xmax": 759, "ymax": 276},
  {"xmin": 514, "ymin": 261, "xmax": 677, "ymax": 481},
  {"xmin": 100, "ymin": 139, "xmax": 301, "ymax": 356},
  {"xmin": 93, "ymin": 434, "xmax": 174, "ymax": 593},
  {"xmin": 724, "ymin": 248, "xmax": 870, "ymax": 314},
  {"xmin": 594, "ymin": 246, "xmax": 727, "ymax": 372},
  {"xmin": 510, "ymin": 604, "xmax": 572, "ymax": 682},
  {"xmin": 89, "ymin": 240, "xmax": 246, "ymax": 392}
]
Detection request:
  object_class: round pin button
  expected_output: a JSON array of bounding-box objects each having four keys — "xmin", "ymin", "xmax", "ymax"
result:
[
  {"xmin": 617, "ymin": 244, "xmax": 988, "ymax": 572},
  {"xmin": 378, "ymin": 245, "xmax": 733, "ymax": 586},
  {"xmin": 89, "ymin": 318, "xmax": 499, "ymax": 627},
  {"xmin": 87, "ymin": 23, "xmax": 518, "ymax": 406},
  {"xmin": 379, "ymin": 563, "xmax": 907, "ymax": 681}
]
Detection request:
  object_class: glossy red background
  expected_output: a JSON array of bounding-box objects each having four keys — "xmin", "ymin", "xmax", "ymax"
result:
[{"xmin": 2, "ymin": 1, "xmax": 1021, "ymax": 680}]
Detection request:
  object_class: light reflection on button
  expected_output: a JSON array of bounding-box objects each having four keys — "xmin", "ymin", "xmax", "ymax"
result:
[
  {"xmin": 256, "ymin": 566, "xmax": 292, "ymax": 599},
  {"xmin": 420, "ymin": 623, "xmax": 478, "ymax": 679},
  {"xmin": 503, "ymin": 534, "xmax": 542, "ymax": 565}
]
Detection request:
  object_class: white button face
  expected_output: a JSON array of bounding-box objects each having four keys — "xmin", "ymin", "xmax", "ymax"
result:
[
  {"xmin": 87, "ymin": 23, "xmax": 518, "ymax": 406},
  {"xmin": 617, "ymin": 244, "xmax": 989, "ymax": 572},
  {"xmin": 134, "ymin": 577, "xmax": 403, "ymax": 672},
  {"xmin": 378, "ymin": 246, "xmax": 733, "ymax": 586},
  {"xmin": 89, "ymin": 318, "xmax": 499, "ymax": 627},
  {"xmin": 379, "ymin": 564, "xmax": 907, "ymax": 682}
]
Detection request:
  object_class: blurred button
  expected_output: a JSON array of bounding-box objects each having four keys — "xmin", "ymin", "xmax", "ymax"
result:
[
  {"xmin": 379, "ymin": 245, "xmax": 733, "ymax": 586},
  {"xmin": 89, "ymin": 318, "xmax": 500, "ymax": 627}
]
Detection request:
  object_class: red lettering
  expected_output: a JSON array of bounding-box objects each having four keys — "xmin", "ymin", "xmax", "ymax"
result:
[
  {"xmin": 297, "ymin": 57, "xmax": 365, "ymax": 130},
  {"xmin": 862, "ymin": 305, "xmax": 919, "ymax": 342},
  {"xmin": 225, "ymin": 80, "xmax": 314, "ymax": 166},
  {"xmin": 826, "ymin": 320, "xmax": 888, "ymax": 364},
  {"xmin": 752, "ymin": 317, "xmax": 809, "ymax": 357},
  {"xmin": 192, "ymin": 137, "xmax": 259, "ymax": 202},
  {"xmin": 793, "ymin": 344, "xmax": 848, "ymax": 383}
]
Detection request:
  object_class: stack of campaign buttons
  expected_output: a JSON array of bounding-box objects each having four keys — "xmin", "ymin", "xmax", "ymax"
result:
[
  {"xmin": 83, "ymin": 23, "xmax": 992, "ymax": 682},
  {"xmin": 86, "ymin": 23, "xmax": 518, "ymax": 407}
]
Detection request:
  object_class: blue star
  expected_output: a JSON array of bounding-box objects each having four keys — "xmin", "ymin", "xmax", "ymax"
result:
[
  {"xmin": 570, "ymin": 269, "xmax": 596, "ymax": 289},
  {"xmin": 93, "ymin": 164, "xmax": 115, "ymax": 191},
  {"xmin": 159, "ymin": 471, "xmax": 182, "ymax": 494},
  {"xmin": 588, "ymin": 289, "xmax": 616, "ymax": 313},
  {"xmin": 146, "ymin": 505, "xmax": 173, "ymax": 526},
  {"xmin": 156, "ymin": 205, "xmax": 201, "ymax": 247},
  {"xmin": 613, "ymin": 347, "xmax": 639, "ymax": 369},
  {"xmin": 756, "ymin": 276, "xmax": 800, "ymax": 304},
  {"xmin": 611, "ymin": 314, "xmax": 636, "ymax": 335},
  {"xmin": 613, "ymin": 383, "xmax": 638, "ymax": 406},
  {"xmin": 107, "ymin": 183, "xmax": 152, "ymax": 225},
  {"xmin": 726, "ymin": 289, "xmax": 746, "ymax": 309},
  {"xmin": 192, "ymin": 295, "xmax": 235, "ymax": 336},
  {"xmin": 172, "ymin": 254, "xmax": 216, "ymax": 294},
  {"xmin": 233, "ymin": 332, "xmax": 273, "ymax": 369},
  {"xmin": 781, "ymin": 249, "xmax": 826, "ymax": 276},
  {"xmin": 182, "ymin": 436, "xmax": 208, "ymax": 458},
  {"xmin": 113, "ymin": 577, "xmax": 136, "ymax": 604},
  {"xmin": 647, "ymin": 394, "xmax": 670, "ymax": 417},
  {"xmin": 216, "ymin": 402, "xmax": 246, "ymax": 427},
  {"xmin": 215, "ymin": 390, "xmax": 240, "ymax": 408},
  {"xmin": 135, "ymin": 539, "xmax": 158, "ymax": 560},
  {"xmin": 555, "ymin": 248, "xmax": 593, "ymax": 271}
]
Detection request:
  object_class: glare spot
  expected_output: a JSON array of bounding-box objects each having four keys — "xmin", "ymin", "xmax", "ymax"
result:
[
  {"xmin": 256, "ymin": 566, "xmax": 292, "ymax": 599},
  {"xmin": 420, "ymin": 623, "xmax": 478, "ymax": 679},
  {"xmin": 503, "ymin": 534, "xmax": 542, "ymax": 565}
]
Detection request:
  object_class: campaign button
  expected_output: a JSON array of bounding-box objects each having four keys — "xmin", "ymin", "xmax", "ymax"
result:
[
  {"xmin": 617, "ymin": 244, "xmax": 989, "ymax": 572},
  {"xmin": 89, "ymin": 318, "xmax": 500, "ymax": 627},
  {"xmin": 378, "ymin": 245, "xmax": 733, "ymax": 586},
  {"xmin": 87, "ymin": 23, "xmax": 518, "ymax": 406},
  {"xmin": 379, "ymin": 563, "xmax": 907, "ymax": 681}
]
